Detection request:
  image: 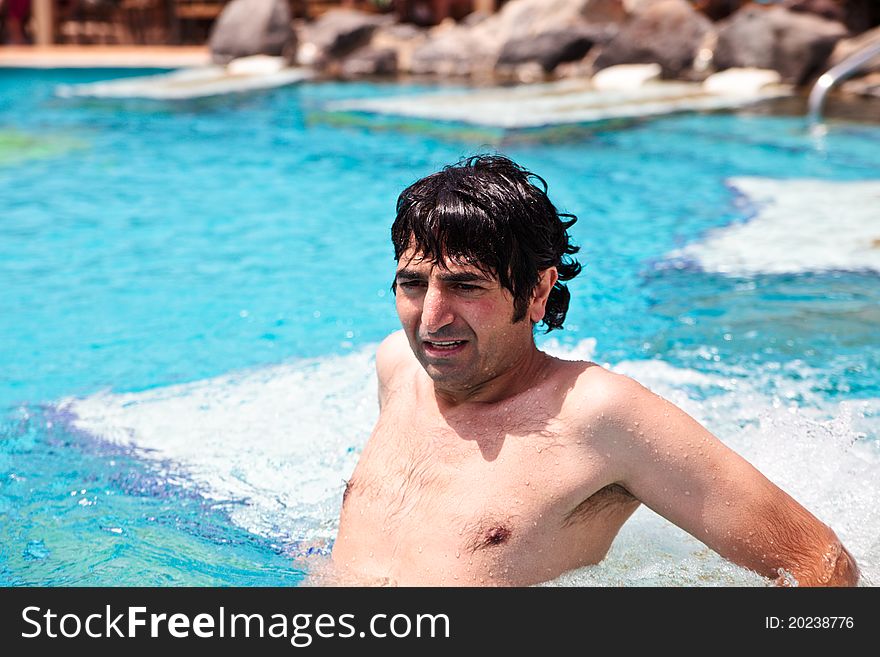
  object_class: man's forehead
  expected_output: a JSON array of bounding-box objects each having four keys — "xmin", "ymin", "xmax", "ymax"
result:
[{"xmin": 396, "ymin": 250, "xmax": 495, "ymax": 279}]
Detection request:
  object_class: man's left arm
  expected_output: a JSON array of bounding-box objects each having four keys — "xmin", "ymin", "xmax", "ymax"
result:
[{"xmin": 596, "ymin": 371, "xmax": 859, "ymax": 586}]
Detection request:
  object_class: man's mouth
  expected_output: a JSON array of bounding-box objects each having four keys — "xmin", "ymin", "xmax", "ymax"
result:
[{"xmin": 422, "ymin": 340, "xmax": 468, "ymax": 355}]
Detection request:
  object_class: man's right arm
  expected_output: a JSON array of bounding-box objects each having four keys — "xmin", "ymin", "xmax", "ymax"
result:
[{"xmin": 375, "ymin": 330, "xmax": 411, "ymax": 410}]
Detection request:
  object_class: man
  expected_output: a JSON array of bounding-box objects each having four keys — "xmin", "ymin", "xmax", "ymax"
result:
[{"xmin": 331, "ymin": 154, "xmax": 859, "ymax": 586}]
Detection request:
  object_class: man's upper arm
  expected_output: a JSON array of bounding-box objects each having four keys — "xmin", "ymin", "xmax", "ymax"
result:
[
  {"xmin": 375, "ymin": 330, "xmax": 411, "ymax": 409},
  {"xmin": 596, "ymin": 371, "xmax": 858, "ymax": 586}
]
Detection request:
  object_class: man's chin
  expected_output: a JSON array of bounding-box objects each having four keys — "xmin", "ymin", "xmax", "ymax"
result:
[{"xmin": 419, "ymin": 361, "xmax": 476, "ymax": 389}]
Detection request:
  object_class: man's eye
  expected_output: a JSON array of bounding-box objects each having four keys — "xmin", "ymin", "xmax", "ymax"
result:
[
  {"xmin": 455, "ymin": 284, "xmax": 480, "ymax": 291},
  {"xmin": 399, "ymin": 281, "xmax": 424, "ymax": 289}
]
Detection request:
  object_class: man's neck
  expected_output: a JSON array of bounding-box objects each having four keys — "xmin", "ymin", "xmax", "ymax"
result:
[{"xmin": 432, "ymin": 345, "xmax": 551, "ymax": 408}]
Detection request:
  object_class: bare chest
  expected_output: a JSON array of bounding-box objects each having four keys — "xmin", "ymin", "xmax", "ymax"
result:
[{"xmin": 332, "ymin": 395, "xmax": 639, "ymax": 585}]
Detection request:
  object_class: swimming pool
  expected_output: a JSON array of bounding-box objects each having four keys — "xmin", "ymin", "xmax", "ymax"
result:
[{"xmin": 1, "ymin": 68, "xmax": 878, "ymax": 586}]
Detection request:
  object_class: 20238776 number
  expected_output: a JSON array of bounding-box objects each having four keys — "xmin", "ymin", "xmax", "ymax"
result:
[{"xmin": 765, "ymin": 617, "xmax": 854, "ymax": 629}]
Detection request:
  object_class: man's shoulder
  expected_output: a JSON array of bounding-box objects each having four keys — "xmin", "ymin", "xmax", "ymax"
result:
[
  {"xmin": 376, "ymin": 330, "xmax": 416, "ymax": 381},
  {"xmin": 553, "ymin": 358, "xmax": 653, "ymax": 422}
]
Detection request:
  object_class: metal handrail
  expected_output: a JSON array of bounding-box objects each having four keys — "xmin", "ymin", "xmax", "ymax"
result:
[{"xmin": 808, "ymin": 39, "xmax": 880, "ymax": 129}]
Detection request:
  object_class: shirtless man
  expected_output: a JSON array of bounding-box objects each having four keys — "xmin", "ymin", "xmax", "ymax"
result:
[{"xmin": 331, "ymin": 154, "xmax": 859, "ymax": 586}]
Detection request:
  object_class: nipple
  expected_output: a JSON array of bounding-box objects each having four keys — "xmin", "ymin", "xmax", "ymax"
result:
[{"xmin": 484, "ymin": 526, "xmax": 511, "ymax": 546}]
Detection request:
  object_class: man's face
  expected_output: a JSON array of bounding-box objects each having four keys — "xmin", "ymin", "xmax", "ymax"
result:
[{"xmin": 394, "ymin": 246, "xmax": 534, "ymax": 394}]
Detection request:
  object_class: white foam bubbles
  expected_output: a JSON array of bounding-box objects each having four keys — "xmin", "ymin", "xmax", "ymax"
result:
[
  {"xmin": 63, "ymin": 347, "xmax": 378, "ymax": 546},
  {"xmin": 667, "ymin": 177, "xmax": 880, "ymax": 276},
  {"xmin": 543, "ymin": 351, "xmax": 880, "ymax": 586},
  {"xmin": 63, "ymin": 339, "xmax": 879, "ymax": 586}
]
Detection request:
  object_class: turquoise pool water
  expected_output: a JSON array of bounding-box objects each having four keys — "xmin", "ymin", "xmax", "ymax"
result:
[{"xmin": 1, "ymin": 68, "xmax": 878, "ymax": 586}]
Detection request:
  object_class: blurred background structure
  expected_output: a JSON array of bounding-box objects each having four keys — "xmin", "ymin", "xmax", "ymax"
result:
[
  {"xmin": 9, "ymin": 2, "xmax": 878, "ymax": 46},
  {"xmin": 1, "ymin": 1, "xmax": 506, "ymax": 46}
]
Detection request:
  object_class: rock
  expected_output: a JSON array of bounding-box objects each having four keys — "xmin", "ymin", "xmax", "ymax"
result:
[
  {"xmin": 226, "ymin": 55, "xmax": 287, "ymax": 75},
  {"xmin": 370, "ymin": 22, "xmax": 428, "ymax": 74},
  {"xmin": 298, "ymin": 8, "xmax": 392, "ymax": 68},
  {"xmin": 593, "ymin": 0, "xmax": 713, "ymax": 78},
  {"xmin": 714, "ymin": 6, "xmax": 847, "ymax": 85},
  {"xmin": 592, "ymin": 62, "xmax": 661, "ymax": 90},
  {"xmin": 493, "ymin": 0, "xmax": 624, "ymax": 41},
  {"xmin": 408, "ymin": 0, "xmax": 626, "ymax": 78},
  {"xmin": 341, "ymin": 47, "xmax": 398, "ymax": 77},
  {"xmin": 702, "ymin": 67, "xmax": 782, "ymax": 95},
  {"xmin": 829, "ymin": 26, "xmax": 880, "ymax": 74},
  {"xmin": 783, "ymin": 0, "xmax": 845, "ymax": 23},
  {"xmin": 409, "ymin": 23, "xmax": 496, "ymax": 77},
  {"xmin": 840, "ymin": 71, "xmax": 880, "ymax": 98},
  {"xmin": 509, "ymin": 62, "xmax": 548, "ymax": 84},
  {"xmin": 209, "ymin": 0, "xmax": 295, "ymax": 65},
  {"xmin": 497, "ymin": 27, "xmax": 605, "ymax": 73}
]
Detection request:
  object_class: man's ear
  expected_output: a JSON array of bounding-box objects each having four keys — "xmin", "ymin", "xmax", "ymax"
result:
[{"xmin": 529, "ymin": 267, "xmax": 559, "ymax": 323}]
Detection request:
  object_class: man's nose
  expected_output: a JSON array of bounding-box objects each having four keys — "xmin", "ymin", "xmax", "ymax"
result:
[{"xmin": 421, "ymin": 284, "xmax": 454, "ymax": 332}]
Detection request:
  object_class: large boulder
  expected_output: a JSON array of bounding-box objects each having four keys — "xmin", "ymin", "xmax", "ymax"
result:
[
  {"xmin": 208, "ymin": 0, "xmax": 295, "ymax": 65},
  {"xmin": 593, "ymin": 0, "xmax": 713, "ymax": 78},
  {"xmin": 297, "ymin": 9, "xmax": 392, "ymax": 68},
  {"xmin": 714, "ymin": 5, "xmax": 848, "ymax": 85},
  {"xmin": 408, "ymin": 21, "xmax": 498, "ymax": 77},
  {"xmin": 497, "ymin": 26, "xmax": 609, "ymax": 73},
  {"xmin": 490, "ymin": 0, "xmax": 625, "ymax": 42},
  {"xmin": 409, "ymin": 0, "xmax": 625, "ymax": 77}
]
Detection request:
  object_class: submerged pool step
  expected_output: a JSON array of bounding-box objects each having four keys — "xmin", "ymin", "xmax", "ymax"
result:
[
  {"xmin": 56, "ymin": 56, "xmax": 314, "ymax": 100},
  {"xmin": 326, "ymin": 67, "xmax": 792, "ymax": 129}
]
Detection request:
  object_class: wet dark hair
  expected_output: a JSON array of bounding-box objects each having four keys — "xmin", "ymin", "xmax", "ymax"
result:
[{"xmin": 391, "ymin": 154, "xmax": 582, "ymax": 331}]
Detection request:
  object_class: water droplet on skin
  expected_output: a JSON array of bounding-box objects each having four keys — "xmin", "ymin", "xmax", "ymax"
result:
[
  {"xmin": 369, "ymin": 551, "xmax": 373, "ymax": 557},
  {"xmin": 684, "ymin": 491, "xmax": 691, "ymax": 496},
  {"xmin": 455, "ymin": 550, "xmax": 460, "ymax": 559},
  {"xmin": 418, "ymin": 546, "xmax": 423, "ymax": 553}
]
